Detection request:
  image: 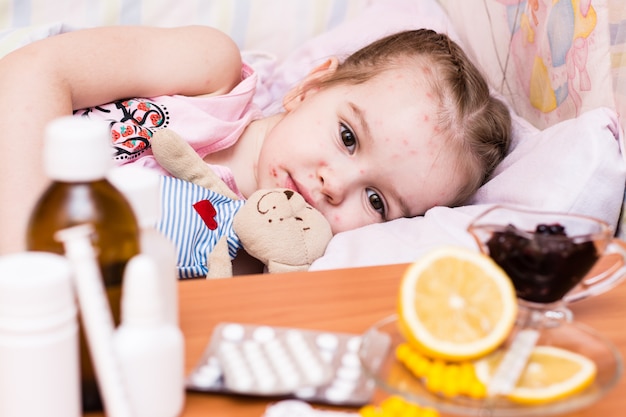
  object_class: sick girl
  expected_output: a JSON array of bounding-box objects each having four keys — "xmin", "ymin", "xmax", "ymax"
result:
[{"xmin": 0, "ymin": 26, "xmax": 511, "ymax": 253}]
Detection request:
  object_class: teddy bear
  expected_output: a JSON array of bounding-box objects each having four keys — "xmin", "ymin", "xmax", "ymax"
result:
[{"xmin": 150, "ymin": 129, "xmax": 333, "ymax": 279}]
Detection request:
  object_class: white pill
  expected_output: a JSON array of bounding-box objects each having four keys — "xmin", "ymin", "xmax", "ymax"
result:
[
  {"xmin": 324, "ymin": 386, "xmax": 351, "ymax": 403},
  {"xmin": 253, "ymin": 325, "xmax": 276, "ymax": 342},
  {"xmin": 316, "ymin": 333, "xmax": 339, "ymax": 351},
  {"xmin": 230, "ymin": 374, "xmax": 254, "ymax": 391},
  {"xmin": 341, "ymin": 352, "xmax": 360, "ymax": 368},
  {"xmin": 302, "ymin": 362, "xmax": 325, "ymax": 385},
  {"xmin": 277, "ymin": 369, "xmax": 301, "ymax": 389},
  {"xmin": 191, "ymin": 365, "xmax": 221, "ymax": 387},
  {"xmin": 319, "ymin": 350, "xmax": 335, "ymax": 363},
  {"xmin": 330, "ymin": 377, "xmax": 356, "ymax": 393},
  {"xmin": 336, "ymin": 364, "xmax": 362, "ymax": 381},
  {"xmin": 294, "ymin": 386, "xmax": 317, "ymax": 399},
  {"xmin": 221, "ymin": 323, "xmax": 245, "ymax": 341},
  {"xmin": 346, "ymin": 336, "xmax": 361, "ymax": 352}
]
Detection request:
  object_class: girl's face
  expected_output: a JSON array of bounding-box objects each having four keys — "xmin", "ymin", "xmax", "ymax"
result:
[{"xmin": 256, "ymin": 67, "xmax": 467, "ymax": 234}]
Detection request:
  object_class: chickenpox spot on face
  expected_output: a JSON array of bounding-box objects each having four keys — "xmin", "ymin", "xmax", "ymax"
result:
[
  {"xmin": 393, "ymin": 73, "xmax": 404, "ymax": 83},
  {"xmin": 270, "ymin": 167, "xmax": 278, "ymax": 178},
  {"xmin": 423, "ymin": 114, "xmax": 430, "ymax": 122}
]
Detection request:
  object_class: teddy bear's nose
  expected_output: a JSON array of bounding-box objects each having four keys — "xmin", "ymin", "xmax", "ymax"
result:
[{"xmin": 284, "ymin": 190, "xmax": 294, "ymax": 200}]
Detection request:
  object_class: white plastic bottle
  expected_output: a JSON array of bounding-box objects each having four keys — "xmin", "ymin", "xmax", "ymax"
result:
[
  {"xmin": 0, "ymin": 252, "xmax": 80, "ymax": 417},
  {"xmin": 113, "ymin": 254, "xmax": 185, "ymax": 417},
  {"xmin": 107, "ymin": 165, "xmax": 179, "ymax": 326}
]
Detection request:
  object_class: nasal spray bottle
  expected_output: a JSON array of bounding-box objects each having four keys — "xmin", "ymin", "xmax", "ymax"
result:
[
  {"xmin": 114, "ymin": 254, "xmax": 185, "ymax": 417},
  {"xmin": 56, "ymin": 225, "xmax": 184, "ymax": 417},
  {"xmin": 107, "ymin": 165, "xmax": 179, "ymax": 326}
]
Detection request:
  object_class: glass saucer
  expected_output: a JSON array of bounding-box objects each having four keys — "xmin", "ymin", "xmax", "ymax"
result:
[{"xmin": 358, "ymin": 315, "xmax": 623, "ymax": 416}]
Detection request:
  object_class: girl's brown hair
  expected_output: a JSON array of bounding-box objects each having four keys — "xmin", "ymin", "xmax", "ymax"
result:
[{"xmin": 309, "ymin": 29, "xmax": 511, "ymax": 207}]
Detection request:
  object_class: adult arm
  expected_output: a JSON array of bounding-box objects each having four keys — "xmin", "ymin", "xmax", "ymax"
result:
[{"xmin": 0, "ymin": 25, "xmax": 242, "ymax": 253}]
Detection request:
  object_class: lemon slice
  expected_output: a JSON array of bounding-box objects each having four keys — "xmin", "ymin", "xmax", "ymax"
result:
[
  {"xmin": 397, "ymin": 246, "xmax": 518, "ymax": 361},
  {"xmin": 474, "ymin": 345, "xmax": 597, "ymax": 404}
]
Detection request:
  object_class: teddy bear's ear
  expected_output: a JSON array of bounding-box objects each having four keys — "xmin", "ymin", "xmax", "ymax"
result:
[
  {"xmin": 266, "ymin": 260, "xmax": 311, "ymax": 274},
  {"xmin": 151, "ymin": 129, "xmax": 239, "ymax": 200}
]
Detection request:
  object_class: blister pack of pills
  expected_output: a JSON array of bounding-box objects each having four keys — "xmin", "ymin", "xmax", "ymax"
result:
[{"xmin": 186, "ymin": 322, "xmax": 391, "ymax": 406}]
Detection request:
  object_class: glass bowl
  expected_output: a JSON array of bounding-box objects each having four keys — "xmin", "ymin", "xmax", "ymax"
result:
[{"xmin": 358, "ymin": 315, "xmax": 623, "ymax": 416}]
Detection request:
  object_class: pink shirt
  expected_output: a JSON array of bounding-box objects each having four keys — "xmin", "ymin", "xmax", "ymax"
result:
[{"xmin": 74, "ymin": 63, "xmax": 262, "ymax": 197}]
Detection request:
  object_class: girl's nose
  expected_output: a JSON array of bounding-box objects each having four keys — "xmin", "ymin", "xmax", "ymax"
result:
[{"xmin": 318, "ymin": 165, "xmax": 353, "ymax": 205}]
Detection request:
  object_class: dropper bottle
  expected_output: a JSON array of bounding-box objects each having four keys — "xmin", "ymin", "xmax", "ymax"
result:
[
  {"xmin": 107, "ymin": 164, "xmax": 178, "ymax": 326},
  {"xmin": 26, "ymin": 116, "xmax": 140, "ymax": 411},
  {"xmin": 113, "ymin": 254, "xmax": 185, "ymax": 417}
]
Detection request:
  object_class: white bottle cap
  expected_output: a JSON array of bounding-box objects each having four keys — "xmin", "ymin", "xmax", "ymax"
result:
[
  {"xmin": 107, "ymin": 165, "xmax": 161, "ymax": 227},
  {"xmin": 121, "ymin": 254, "xmax": 163, "ymax": 326},
  {"xmin": 0, "ymin": 252, "xmax": 75, "ymax": 330},
  {"xmin": 44, "ymin": 116, "xmax": 113, "ymax": 181}
]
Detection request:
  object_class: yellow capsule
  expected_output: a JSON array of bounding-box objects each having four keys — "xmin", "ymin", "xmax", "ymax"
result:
[
  {"xmin": 439, "ymin": 363, "xmax": 461, "ymax": 397},
  {"xmin": 358, "ymin": 404, "xmax": 380, "ymax": 417},
  {"xmin": 443, "ymin": 363, "xmax": 460, "ymax": 380},
  {"xmin": 380, "ymin": 395, "xmax": 407, "ymax": 415},
  {"xmin": 440, "ymin": 378, "xmax": 460, "ymax": 398},
  {"xmin": 401, "ymin": 403, "xmax": 422, "ymax": 417},
  {"xmin": 426, "ymin": 359, "xmax": 445, "ymax": 378},
  {"xmin": 467, "ymin": 379, "xmax": 487, "ymax": 399},
  {"xmin": 405, "ymin": 352, "xmax": 420, "ymax": 368},
  {"xmin": 457, "ymin": 363, "xmax": 475, "ymax": 394},
  {"xmin": 420, "ymin": 407, "xmax": 441, "ymax": 417},
  {"xmin": 411, "ymin": 356, "xmax": 432, "ymax": 378},
  {"xmin": 425, "ymin": 374, "xmax": 445, "ymax": 393},
  {"xmin": 395, "ymin": 343, "xmax": 412, "ymax": 362}
]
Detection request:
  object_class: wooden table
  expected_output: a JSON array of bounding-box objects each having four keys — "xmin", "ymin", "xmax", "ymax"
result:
[{"xmin": 172, "ymin": 263, "xmax": 626, "ymax": 417}]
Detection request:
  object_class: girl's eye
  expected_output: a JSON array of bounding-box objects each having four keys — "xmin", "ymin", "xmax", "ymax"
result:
[
  {"xmin": 366, "ymin": 188, "xmax": 386, "ymax": 218},
  {"xmin": 340, "ymin": 123, "xmax": 356, "ymax": 154}
]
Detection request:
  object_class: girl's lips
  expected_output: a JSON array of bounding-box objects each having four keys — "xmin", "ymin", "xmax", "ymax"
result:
[
  {"xmin": 286, "ymin": 176, "xmax": 316, "ymax": 208},
  {"xmin": 283, "ymin": 175, "xmax": 298, "ymax": 193}
]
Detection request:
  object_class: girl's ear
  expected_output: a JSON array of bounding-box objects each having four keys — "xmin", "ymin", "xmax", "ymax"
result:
[{"xmin": 283, "ymin": 57, "xmax": 339, "ymax": 111}]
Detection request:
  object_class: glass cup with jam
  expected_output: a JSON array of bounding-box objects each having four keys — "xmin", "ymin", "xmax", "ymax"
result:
[{"xmin": 468, "ymin": 205, "xmax": 626, "ymax": 325}]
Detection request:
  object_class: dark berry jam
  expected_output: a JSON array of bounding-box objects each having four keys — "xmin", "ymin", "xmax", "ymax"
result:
[{"xmin": 486, "ymin": 223, "xmax": 599, "ymax": 303}]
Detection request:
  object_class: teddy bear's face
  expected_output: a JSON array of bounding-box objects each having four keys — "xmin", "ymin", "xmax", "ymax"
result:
[{"xmin": 233, "ymin": 189, "xmax": 332, "ymax": 268}]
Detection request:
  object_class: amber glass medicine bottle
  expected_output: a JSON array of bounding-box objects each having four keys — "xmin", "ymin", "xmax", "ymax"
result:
[{"xmin": 26, "ymin": 116, "xmax": 140, "ymax": 412}]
